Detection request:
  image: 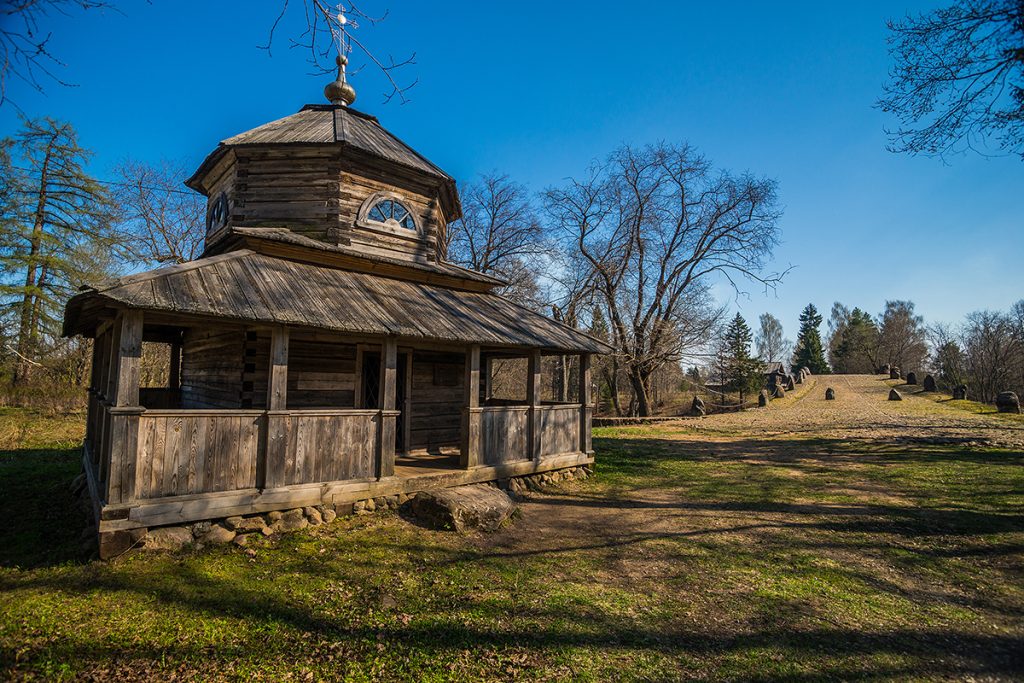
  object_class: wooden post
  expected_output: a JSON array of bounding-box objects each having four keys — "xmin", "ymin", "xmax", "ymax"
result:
[
  {"xmin": 169, "ymin": 340, "xmax": 182, "ymax": 391},
  {"xmin": 263, "ymin": 326, "xmax": 290, "ymax": 489},
  {"xmin": 353, "ymin": 345, "xmax": 364, "ymax": 408},
  {"xmin": 460, "ymin": 344, "xmax": 481, "ymax": 468},
  {"xmin": 106, "ymin": 310, "xmax": 144, "ymax": 505},
  {"xmin": 378, "ymin": 337, "xmax": 398, "ymax": 478},
  {"xmin": 527, "ymin": 349, "xmax": 542, "ymax": 461},
  {"xmin": 578, "ymin": 353, "xmax": 593, "ymax": 454},
  {"xmin": 402, "ymin": 351, "xmax": 413, "ymax": 456}
]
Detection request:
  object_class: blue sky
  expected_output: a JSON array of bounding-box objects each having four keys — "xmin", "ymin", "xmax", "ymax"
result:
[{"xmin": 1, "ymin": 1, "xmax": 1020, "ymax": 341}]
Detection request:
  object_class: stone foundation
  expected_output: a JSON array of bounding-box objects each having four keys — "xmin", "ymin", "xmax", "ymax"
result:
[{"xmin": 93, "ymin": 465, "xmax": 594, "ymax": 559}]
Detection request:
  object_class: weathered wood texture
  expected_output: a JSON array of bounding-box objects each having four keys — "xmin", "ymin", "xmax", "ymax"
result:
[
  {"xmin": 480, "ymin": 406, "xmax": 529, "ymax": 465},
  {"xmin": 264, "ymin": 411, "xmax": 379, "ymax": 487},
  {"xmin": 135, "ymin": 411, "xmax": 260, "ymax": 498},
  {"xmin": 537, "ymin": 404, "xmax": 582, "ymax": 458},
  {"xmin": 181, "ymin": 329, "xmax": 246, "ymax": 408},
  {"xmin": 460, "ymin": 345, "xmax": 481, "ymax": 467},
  {"xmin": 410, "ymin": 350, "xmax": 463, "ymax": 452},
  {"xmin": 65, "ymin": 250, "xmax": 608, "ymax": 353}
]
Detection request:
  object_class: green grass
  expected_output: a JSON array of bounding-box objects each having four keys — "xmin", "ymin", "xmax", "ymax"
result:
[{"xmin": 2, "ymin": 408, "xmax": 1023, "ymax": 680}]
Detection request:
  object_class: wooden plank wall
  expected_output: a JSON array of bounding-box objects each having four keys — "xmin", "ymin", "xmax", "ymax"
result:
[
  {"xmin": 410, "ymin": 350, "xmax": 464, "ymax": 452},
  {"xmin": 480, "ymin": 407, "xmax": 529, "ymax": 465},
  {"xmin": 181, "ymin": 329, "xmax": 245, "ymax": 408},
  {"xmin": 265, "ymin": 411, "xmax": 378, "ymax": 487},
  {"xmin": 135, "ymin": 411, "xmax": 260, "ymax": 499},
  {"xmin": 537, "ymin": 405, "xmax": 582, "ymax": 458}
]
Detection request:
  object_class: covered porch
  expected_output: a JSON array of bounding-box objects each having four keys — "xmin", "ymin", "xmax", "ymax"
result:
[{"xmin": 80, "ymin": 308, "xmax": 594, "ymax": 534}]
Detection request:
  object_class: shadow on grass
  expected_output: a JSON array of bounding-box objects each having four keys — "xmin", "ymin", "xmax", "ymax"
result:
[{"xmin": 0, "ymin": 446, "xmax": 91, "ymax": 569}]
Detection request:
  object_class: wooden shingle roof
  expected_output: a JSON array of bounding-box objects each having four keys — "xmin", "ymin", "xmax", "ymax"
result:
[{"xmin": 64, "ymin": 250, "xmax": 611, "ymax": 354}]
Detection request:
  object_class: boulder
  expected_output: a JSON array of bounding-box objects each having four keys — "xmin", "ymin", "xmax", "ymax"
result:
[
  {"xmin": 691, "ymin": 395, "xmax": 706, "ymax": 417},
  {"xmin": 145, "ymin": 526, "xmax": 194, "ymax": 551},
  {"xmin": 888, "ymin": 389, "xmax": 903, "ymax": 401},
  {"xmin": 758, "ymin": 390, "xmax": 769, "ymax": 408},
  {"xmin": 953, "ymin": 385, "xmax": 968, "ymax": 401},
  {"xmin": 322, "ymin": 508, "xmax": 337, "ymax": 524},
  {"xmin": 303, "ymin": 506, "xmax": 322, "ymax": 525},
  {"xmin": 407, "ymin": 484, "xmax": 517, "ymax": 532},
  {"xmin": 825, "ymin": 387, "xmax": 835, "ymax": 400},
  {"xmin": 794, "ymin": 372, "xmax": 803, "ymax": 385},
  {"xmin": 890, "ymin": 367, "xmax": 901, "ymax": 380},
  {"xmin": 996, "ymin": 391, "xmax": 1021, "ymax": 414},
  {"xmin": 923, "ymin": 375, "xmax": 937, "ymax": 392},
  {"xmin": 906, "ymin": 372, "xmax": 918, "ymax": 385},
  {"xmin": 785, "ymin": 375, "xmax": 796, "ymax": 391},
  {"xmin": 773, "ymin": 385, "xmax": 786, "ymax": 399},
  {"xmin": 224, "ymin": 515, "xmax": 266, "ymax": 533},
  {"xmin": 271, "ymin": 508, "xmax": 309, "ymax": 532},
  {"xmin": 201, "ymin": 524, "xmax": 236, "ymax": 545}
]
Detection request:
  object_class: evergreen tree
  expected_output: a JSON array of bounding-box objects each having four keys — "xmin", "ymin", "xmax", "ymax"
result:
[
  {"xmin": 832, "ymin": 308, "xmax": 879, "ymax": 373},
  {"xmin": 792, "ymin": 304, "xmax": 831, "ymax": 374},
  {"xmin": 0, "ymin": 117, "xmax": 116, "ymax": 384},
  {"xmin": 722, "ymin": 313, "xmax": 764, "ymax": 403}
]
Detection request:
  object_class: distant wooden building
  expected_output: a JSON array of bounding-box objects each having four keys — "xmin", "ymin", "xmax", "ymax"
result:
[{"xmin": 64, "ymin": 64, "xmax": 610, "ymax": 555}]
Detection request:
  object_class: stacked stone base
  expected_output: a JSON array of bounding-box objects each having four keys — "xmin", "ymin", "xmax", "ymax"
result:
[{"xmin": 91, "ymin": 465, "xmax": 594, "ymax": 559}]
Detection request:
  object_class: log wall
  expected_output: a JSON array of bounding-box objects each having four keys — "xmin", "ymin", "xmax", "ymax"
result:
[
  {"xmin": 181, "ymin": 329, "xmax": 245, "ymax": 408},
  {"xmin": 409, "ymin": 350, "xmax": 464, "ymax": 452}
]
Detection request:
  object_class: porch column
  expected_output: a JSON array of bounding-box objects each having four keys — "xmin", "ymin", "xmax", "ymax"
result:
[
  {"xmin": 377, "ymin": 337, "xmax": 398, "ymax": 478},
  {"xmin": 106, "ymin": 310, "xmax": 144, "ymax": 505},
  {"xmin": 262, "ymin": 326, "xmax": 290, "ymax": 489},
  {"xmin": 527, "ymin": 349, "xmax": 542, "ymax": 461},
  {"xmin": 578, "ymin": 353, "xmax": 593, "ymax": 454},
  {"xmin": 169, "ymin": 338, "xmax": 182, "ymax": 391},
  {"xmin": 460, "ymin": 344, "xmax": 481, "ymax": 468}
]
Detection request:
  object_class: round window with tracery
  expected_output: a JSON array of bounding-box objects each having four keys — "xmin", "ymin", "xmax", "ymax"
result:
[{"xmin": 366, "ymin": 198, "xmax": 417, "ymax": 230}]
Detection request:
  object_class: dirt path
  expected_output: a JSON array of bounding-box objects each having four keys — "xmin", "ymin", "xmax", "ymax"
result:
[{"xmin": 477, "ymin": 373, "xmax": 1024, "ymax": 579}]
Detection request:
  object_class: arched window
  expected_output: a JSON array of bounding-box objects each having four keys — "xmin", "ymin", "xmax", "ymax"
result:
[{"xmin": 366, "ymin": 198, "xmax": 417, "ymax": 231}]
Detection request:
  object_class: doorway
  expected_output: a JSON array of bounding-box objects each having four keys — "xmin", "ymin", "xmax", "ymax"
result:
[{"xmin": 361, "ymin": 351, "xmax": 409, "ymax": 454}]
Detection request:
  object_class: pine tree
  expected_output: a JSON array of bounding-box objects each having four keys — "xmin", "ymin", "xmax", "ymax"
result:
[
  {"xmin": 792, "ymin": 304, "xmax": 831, "ymax": 374},
  {"xmin": 832, "ymin": 308, "xmax": 879, "ymax": 373},
  {"xmin": 722, "ymin": 313, "xmax": 764, "ymax": 403},
  {"xmin": 0, "ymin": 117, "xmax": 116, "ymax": 384}
]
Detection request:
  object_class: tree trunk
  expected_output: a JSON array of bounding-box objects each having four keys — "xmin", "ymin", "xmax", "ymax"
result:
[
  {"xmin": 628, "ymin": 363, "xmax": 653, "ymax": 417},
  {"xmin": 13, "ymin": 138, "xmax": 54, "ymax": 385}
]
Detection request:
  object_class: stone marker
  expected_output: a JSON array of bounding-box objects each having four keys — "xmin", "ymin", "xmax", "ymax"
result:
[
  {"xmin": 889, "ymin": 388, "xmax": 903, "ymax": 401},
  {"xmin": 923, "ymin": 375, "xmax": 937, "ymax": 392},
  {"xmin": 825, "ymin": 387, "xmax": 835, "ymax": 400},
  {"xmin": 952, "ymin": 384, "xmax": 967, "ymax": 400},
  {"xmin": 408, "ymin": 484, "xmax": 517, "ymax": 532},
  {"xmin": 906, "ymin": 372, "xmax": 918, "ymax": 385},
  {"xmin": 773, "ymin": 385, "xmax": 786, "ymax": 399},
  {"xmin": 691, "ymin": 395, "xmax": 706, "ymax": 417},
  {"xmin": 890, "ymin": 366, "xmax": 901, "ymax": 380},
  {"xmin": 785, "ymin": 375, "xmax": 796, "ymax": 391},
  {"xmin": 996, "ymin": 391, "xmax": 1021, "ymax": 414},
  {"xmin": 758, "ymin": 390, "xmax": 769, "ymax": 407}
]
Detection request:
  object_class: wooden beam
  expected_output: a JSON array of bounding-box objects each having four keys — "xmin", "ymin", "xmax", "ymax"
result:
[
  {"xmin": 579, "ymin": 353, "xmax": 593, "ymax": 454},
  {"xmin": 460, "ymin": 344, "xmax": 481, "ymax": 468},
  {"xmin": 527, "ymin": 348, "xmax": 542, "ymax": 461},
  {"xmin": 378, "ymin": 337, "xmax": 398, "ymax": 478},
  {"xmin": 268, "ymin": 326, "xmax": 289, "ymax": 410},
  {"xmin": 169, "ymin": 341, "xmax": 182, "ymax": 391},
  {"xmin": 402, "ymin": 351, "xmax": 413, "ymax": 457},
  {"xmin": 107, "ymin": 311, "xmax": 144, "ymax": 505}
]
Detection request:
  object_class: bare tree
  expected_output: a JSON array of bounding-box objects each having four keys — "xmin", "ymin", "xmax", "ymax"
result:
[
  {"xmin": 879, "ymin": 0, "xmax": 1024, "ymax": 158},
  {"xmin": 545, "ymin": 143, "xmax": 781, "ymax": 416},
  {"xmin": 0, "ymin": 0, "xmax": 114, "ymax": 109},
  {"xmin": 112, "ymin": 159, "xmax": 205, "ymax": 266},
  {"xmin": 263, "ymin": 1, "xmax": 416, "ymax": 104},
  {"xmin": 445, "ymin": 173, "xmax": 548, "ymax": 308},
  {"xmin": 877, "ymin": 300, "xmax": 929, "ymax": 372},
  {"xmin": 755, "ymin": 312, "xmax": 787, "ymax": 364},
  {"xmin": 961, "ymin": 309, "xmax": 1022, "ymax": 402}
]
